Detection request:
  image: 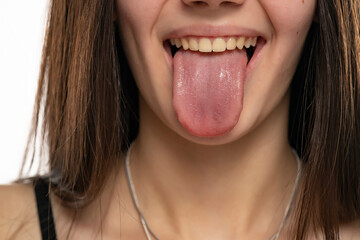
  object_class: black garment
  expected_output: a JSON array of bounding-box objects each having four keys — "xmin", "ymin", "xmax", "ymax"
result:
[{"xmin": 34, "ymin": 178, "xmax": 57, "ymax": 240}]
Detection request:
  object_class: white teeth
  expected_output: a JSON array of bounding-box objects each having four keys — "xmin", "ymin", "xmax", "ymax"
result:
[
  {"xmin": 250, "ymin": 37, "xmax": 258, "ymax": 47},
  {"xmin": 236, "ymin": 37, "xmax": 245, "ymax": 50},
  {"xmin": 175, "ymin": 39, "xmax": 182, "ymax": 48},
  {"xmin": 212, "ymin": 38, "xmax": 226, "ymax": 52},
  {"xmin": 181, "ymin": 38, "xmax": 189, "ymax": 50},
  {"xmin": 199, "ymin": 38, "xmax": 212, "ymax": 52},
  {"xmin": 244, "ymin": 37, "xmax": 253, "ymax": 48},
  {"xmin": 169, "ymin": 36, "xmax": 259, "ymax": 53},
  {"xmin": 189, "ymin": 38, "xmax": 199, "ymax": 51},
  {"xmin": 226, "ymin": 37, "xmax": 237, "ymax": 50}
]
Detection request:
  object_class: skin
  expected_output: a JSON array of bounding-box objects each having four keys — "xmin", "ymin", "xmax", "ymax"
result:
[
  {"xmin": 112, "ymin": 0, "xmax": 315, "ymax": 238},
  {"xmin": 115, "ymin": 0, "xmax": 315, "ymax": 145},
  {"xmin": 1, "ymin": 0, "xmax": 360, "ymax": 239}
]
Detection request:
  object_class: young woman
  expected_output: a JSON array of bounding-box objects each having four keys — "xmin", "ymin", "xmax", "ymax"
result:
[{"xmin": 0, "ymin": 0, "xmax": 359, "ymax": 239}]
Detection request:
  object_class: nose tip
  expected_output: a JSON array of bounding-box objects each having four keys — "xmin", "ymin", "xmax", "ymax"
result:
[{"xmin": 182, "ymin": 0, "xmax": 245, "ymax": 9}]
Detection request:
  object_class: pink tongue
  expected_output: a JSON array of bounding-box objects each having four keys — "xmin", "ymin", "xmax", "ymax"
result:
[{"xmin": 173, "ymin": 49, "xmax": 247, "ymax": 137}]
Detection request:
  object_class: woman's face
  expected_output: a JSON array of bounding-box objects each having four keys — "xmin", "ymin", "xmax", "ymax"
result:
[{"xmin": 115, "ymin": 0, "xmax": 316, "ymax": 144}]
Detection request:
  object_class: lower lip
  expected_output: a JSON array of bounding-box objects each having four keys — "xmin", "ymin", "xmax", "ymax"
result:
[{"xmin": 163, "ymin": 37, "xmax": 266, "ymax": 81}]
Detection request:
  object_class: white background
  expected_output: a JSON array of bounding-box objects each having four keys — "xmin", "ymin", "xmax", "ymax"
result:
[{"xmin": 0, "ymin": 1, "xmax": 48, "ymax": 184}]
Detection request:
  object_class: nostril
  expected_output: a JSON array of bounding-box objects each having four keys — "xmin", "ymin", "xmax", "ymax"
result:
[
  {"xmin": 183, "ymin": 0, "xmax": 245, "ymax": 8},
  {"xmin": 220, "ymin": 1, "xmax": 240, "ymax": 7},
  {"xmin": 191, "ymin": 1, "xmax": 208, "ymax": 7}
]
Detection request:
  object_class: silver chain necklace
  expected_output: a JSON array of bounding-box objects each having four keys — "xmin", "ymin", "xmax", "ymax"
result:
[{"xmin": 124, "ymin": 143, "xmax": 302, "ymax": 240}]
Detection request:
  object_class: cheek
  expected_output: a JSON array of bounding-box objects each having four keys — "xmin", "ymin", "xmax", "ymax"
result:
[
  {"xmin": 259, "ymin": 0, "xmax": 316, "ymax": 71},
  {"xmin": 114, "ymin": 0, "xmax": 173, "ymax": 121},
  {"xmin": 260, "ymin": 0, "xmax": 316, "ymax": 34},
  {"xmin": 239, "ymin": 0, "xmax": 316, "ymax": 130},
  {"xmin": 114, "ymin": 0, "xmax": 167, "ymax": 88},
  {"xmin": 115, "ymin": 0, "xmax": 165, "ymax": 37}
]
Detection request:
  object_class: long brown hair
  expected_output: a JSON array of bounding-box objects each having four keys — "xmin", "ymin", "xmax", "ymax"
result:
[{"xmin": 21, "ymin": 0, "xmax": 359, "ymax": 239}]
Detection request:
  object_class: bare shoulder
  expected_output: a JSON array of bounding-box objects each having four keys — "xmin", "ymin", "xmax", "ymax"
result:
[
  {"xmin": 0, "ymin": 183, "xmax": 41, "ymax": 239},
  {"xmin": 340, "ymin": 219, "xmax": 360, "ymax": 240}
]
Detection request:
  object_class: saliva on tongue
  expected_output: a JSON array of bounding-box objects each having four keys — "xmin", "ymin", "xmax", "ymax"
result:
[{"xmin": 173, "ymin": 48, "xmax": 248, "ymax": 137}]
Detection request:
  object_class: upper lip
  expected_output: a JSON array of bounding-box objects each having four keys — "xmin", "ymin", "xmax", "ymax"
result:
[{"xmin": 162, "ymin": 24, "xmax": 266, "ymax": 41}]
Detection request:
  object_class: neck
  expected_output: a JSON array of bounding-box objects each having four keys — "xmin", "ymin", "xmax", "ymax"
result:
[{"xmin": 126, "ymin": 93, "xmax": 299, "ymax": 239}]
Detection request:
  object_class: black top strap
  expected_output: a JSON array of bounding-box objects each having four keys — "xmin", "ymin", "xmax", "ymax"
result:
[{"xmin": 34, "ymin": 178, "xmax": 57, "ymax": 240}]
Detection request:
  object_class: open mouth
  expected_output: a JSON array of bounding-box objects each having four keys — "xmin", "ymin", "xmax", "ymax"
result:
[
  {"xmin": 164, "ymin": 36, "xmax": 265, "ymax": 64},
  {"xmin": 162, "ymin": 35, "xmax": 266, "ymax": 137}
]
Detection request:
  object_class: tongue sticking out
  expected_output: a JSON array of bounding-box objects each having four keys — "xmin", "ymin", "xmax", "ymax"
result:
[{"xmin": 173, "ymin": 49, "xmax": 248, "ymax": 137}]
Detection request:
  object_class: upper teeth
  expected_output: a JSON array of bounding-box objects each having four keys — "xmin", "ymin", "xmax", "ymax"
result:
[{"xmin": 170, "ymin": 36, "xmax": 257, "ymax": 53}]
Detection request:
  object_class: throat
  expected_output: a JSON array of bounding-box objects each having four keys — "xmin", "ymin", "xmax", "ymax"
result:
[
  {"xmin": 123, "ymin": 140, "xmax": 300, "ymax": 240},
  {"xmin": 128, "ymin": 95, "xmax": 299, "ymax": 239}
]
